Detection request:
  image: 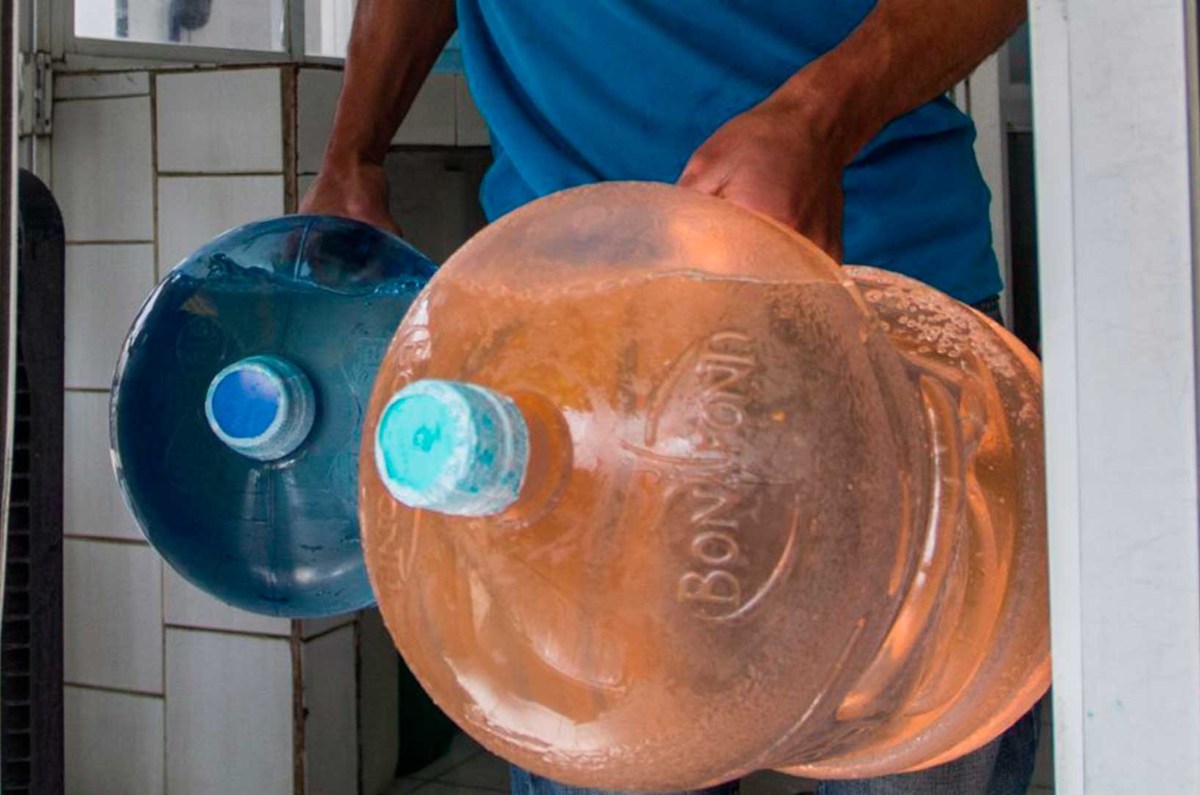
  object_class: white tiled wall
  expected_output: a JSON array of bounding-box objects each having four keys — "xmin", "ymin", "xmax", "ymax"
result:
[
  {"xmin": 456, "ymin": 76, "xmax": 490, "ymax": 147},
  {"xmin": 162, "ymin": 566, "xmax": 292, "ymax": 637},
  {"xmin": 64, "ymin": 391, "xmax": 143, "ymax": 541},
  {"xmin": 56, "ymin": 67, "xmax": 299, "ymax": 795},
  {"xmin": 165, "ymin": 629, "xmax": 294, "ymax": 795},
  {"xmin": 52, "ymin": 95, "xmax": 154, "ymax": 241},
  {"xmin": 360, "ymin": 609, "xmax": 401, "ymax": 795},
  {"xmin": 156, "ymin": 69, "xmax": 285, "ymax": 174},
  {"xmin": 156, "ymin": 174, "xmax": 285, "ymax": 272},
  {"xmin": 298, "ymin": 69, "xmax": 343, "ymax": 175},
  {"xmin": 300, "ymin": 612, "xmax": 356, "ymax": 640},
  {"xmin": 63, "ymin": 538, "xmax": 163, "ymax": 693},
  {"xmin": 64, "ymin": 243, "xmax": 155, "ymax": 389},
  {"xmin": 393, "ymin": 73, "xmax": 456, "ymax": 147},
  {"xmin": 56, "ymin": 72, "xmax": 151, "ymax": 101},
  {"xmin": 303, "ymin": 625, "xmax": 358, "ymax": 795},
  {"xmin": 65, "ymin": 686, "xmax": 165, "ymax": 795},
  {"xmin": 56, "ymin": 62, "xmax": 491, "ymax": 795},
  {"xmin": 295, "ymin": 68, "xmax": 489, "ymax": 182}
]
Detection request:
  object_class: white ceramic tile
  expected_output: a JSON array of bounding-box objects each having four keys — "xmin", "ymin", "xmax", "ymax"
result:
[
  {"xmin": 64, "ymin": 539, "xmax": 163, "ymax": 693},
  {"xmin": 156, "ymin": 69, "xmax": 283, "ymax": 173},
  {"xmin": 298, "ymin": 69, "xmax": 343, "ymax": 174},
  {"xmin": 64, "ymin": 391, "xmax": 143, "ymax": 540},
  {"xmin": 303, "ymin": 625, "xmax": 357, "ymax": 795},
  {"xmin": 56, "ymin": 71, "xmax": 150, "ymax": 100},
  {"xmin": 163, "ymin": 565, "xmax": 292, "ymax": 636},
  {"xmin": 166, "ymin": 628, "xmax": 294, "ymax": 795},
  {"xmin": 64, "ymin": 243, "xmax": 155, "ymax": 389},
  {"xmin": 65, "ymin": 686, "xmax": 164, "ymax": 795},
  {"xmin": 393, "ymin": 74, "xmax": 456, "ymax": 146},
  {"xmin": 360, "ymin": 608, "xmax": 401, "ymax": 794},
  {"xmin": 52, "ymin": 96, "xmax": 153, "ymax": 241},
  {"xmin": 300, "ymin": 612, "xmax": 355, "ymax": 639},
  {"xmin": 455, "ymin": 76, "xmax": 490, "ymax": 147},
  {"xmin": 297, "ymin": 173, "xmax": 317, "ymax": 209},
  {"xmin": 157, "ymin": 175, "xmax": 284, "ymax": 274}
]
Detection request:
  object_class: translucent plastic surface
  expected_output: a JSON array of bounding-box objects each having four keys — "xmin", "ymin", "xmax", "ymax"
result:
[
  {"xmin": 359, "ymin": 183, "xmax": 1049, "ymax": 789},
  {"xmin": 112, "ymin": 215, "xmax": 436, "ymax": 617}
]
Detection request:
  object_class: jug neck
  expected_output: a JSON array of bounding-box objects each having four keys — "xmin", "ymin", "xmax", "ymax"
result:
[
  {"xmin": 205, "ymin": 355, "xmax": 315, "ymax": 462},
  {"xmin": 374, "ymin": 379, "xmax": 533, "ymax": 517}
]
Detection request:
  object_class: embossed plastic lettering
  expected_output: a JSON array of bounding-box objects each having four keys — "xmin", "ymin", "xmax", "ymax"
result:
[
  {"xmin": 678, "ymin": 569, "xmax": 741, "ymax": 605},
  {"xmin": 692, "ymin": 528, "xmax": 739, "ymax": 566},
  {"xmin": 359, "ymin": 183, "xmax": 1049, "ymax": 789},
  {"xmin": 675, "ymin": 331, "xmax": 759, "ymax": 609}
]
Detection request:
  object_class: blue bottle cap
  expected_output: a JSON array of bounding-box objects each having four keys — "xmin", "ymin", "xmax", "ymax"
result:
[
  {"xmin": 205, "ymin": 355, "xmax": 316, "ymax": 461},
  {"xmin": 374, "ymin": 379, "xmax": 529, "ymax": 517}
]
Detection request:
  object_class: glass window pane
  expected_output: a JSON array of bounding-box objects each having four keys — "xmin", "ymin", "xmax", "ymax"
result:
[
  {"xmin": 303, "ymin": 0, "xmax": 462, "ymax": 72},
  {"xmin": 304, "ymin": 0, "xmax": 353, "ymax": 58},
  {"xmin": 75, "ymin": 0, "xmax": 286, "ymax": 52}
]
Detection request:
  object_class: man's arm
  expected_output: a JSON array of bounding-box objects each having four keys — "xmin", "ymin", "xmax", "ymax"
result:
[
  {"xmin": 300, "ymin": 0, "xmax": 457, "ymax": 233},
  {"xmin": 679, "ymin": 0, "xmax": 1027, "ymax": 261}
]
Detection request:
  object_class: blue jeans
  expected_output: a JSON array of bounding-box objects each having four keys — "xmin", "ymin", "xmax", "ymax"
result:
[
  {"xmin": 509, "ymin": 700, "xmax": 1042, "ymax": 795},
  {"xmin": 510, "ymin": 296, "xmax": 1041, "ymax": 795}
]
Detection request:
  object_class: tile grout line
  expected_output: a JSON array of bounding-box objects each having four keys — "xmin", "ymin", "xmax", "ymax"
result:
[
  {"xmin": 157, "ymin": 170, "xmax": 287, "ymax": 178},
  {"xmin": 148, "ymin": 69, "xmax": 168, "ymax": 795},
  {"xmin": 63, "ymin": 680, "xmax": 163, "ymax": 699},
  {"xmin": 159, "ymin": 529, "xmax": 168, "ymax": 795},
  {"xmin": 299, "ymin": 619, "xmax": 356, "ymax": 643},
  {"xmin": 163, "ymin": 623, "xmax": 294, "ymax": 642},
  {"xmin": 65, "ymin": 239, "xmax": 155, "ymax": 246},
  {"xmin": 55, "ymin": 93, "xmax": 151, "ymax": 104},
  {"xmin": 63, "ymin": 534, "xmax": 149, "ymax": 547}
]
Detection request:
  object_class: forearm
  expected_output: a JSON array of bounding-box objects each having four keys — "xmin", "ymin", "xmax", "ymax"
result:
[
  {"xmin": 776, "ymin": 0, "xmax": 1026, "ymax": 165},
  {"xmin": 322, "ymin": 0, "xmax": 456, "ymax": 167}
]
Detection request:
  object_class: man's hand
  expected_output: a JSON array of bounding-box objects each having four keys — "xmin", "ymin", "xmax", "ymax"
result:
[
  {"xmin": 299, "ymin": 159, "xmax": 402, "ymax": 236},
  {"xmin": 678, "ymin": 90, "xmax": 847, "ymax": 262},
  {"xmin": 679, "ymin": 0, "xmax": 1026, "ymax": 265},
  {"xmin": 301, "ymin": 0, "xmax": 455, "ymax": 235}
]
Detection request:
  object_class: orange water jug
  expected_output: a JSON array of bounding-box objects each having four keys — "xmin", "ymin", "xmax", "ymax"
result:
[{"xmin": 359, "ymin": 182, "xmax": 1048, "ymax": 790}]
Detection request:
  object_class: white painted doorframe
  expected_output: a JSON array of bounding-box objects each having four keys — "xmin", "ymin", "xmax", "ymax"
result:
[{"xmin": 1030, "ymin": 0, "xmax": 1200, "ymax": 791}]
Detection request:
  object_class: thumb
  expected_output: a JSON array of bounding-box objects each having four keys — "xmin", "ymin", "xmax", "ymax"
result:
[{"xmin": 677, "ymin": 151, "xmax": 726, "ymax": 195}]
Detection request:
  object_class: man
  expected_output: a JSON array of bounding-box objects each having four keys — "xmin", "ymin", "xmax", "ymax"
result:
[{"xmin": 302, "ymin": 2, "xmax": 1039, "ymax": 793}]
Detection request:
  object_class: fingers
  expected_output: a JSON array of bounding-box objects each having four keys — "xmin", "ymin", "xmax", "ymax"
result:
[
  {"xmin": 296, "ymin": 171, "xmax": 404, "ymax": 237},
  {"xmin": 719, "ymin": 180, "xmax": 844, "ymax": 263},
  {"xmin": 368, "ymin": 212, "xmax": 404, "ymax": 238}
]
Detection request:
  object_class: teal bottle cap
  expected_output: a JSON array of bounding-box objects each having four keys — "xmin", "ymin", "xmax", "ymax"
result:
[
  {"xmin": 205, "ymin": 355, "xmax": 316, "ymax": 461},
  {"xmin": 374, "ymin": 379, "xmax": 529, "ymax": 517}
]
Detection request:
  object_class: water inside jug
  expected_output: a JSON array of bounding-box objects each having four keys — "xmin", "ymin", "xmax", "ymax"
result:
[
  {"xmin": 111, "ymin": 215, "xmax": 436, "ymax": 617},
  {"xmin": 359, "ymin": 182, "xmax": 1048, "ymax": 788}
]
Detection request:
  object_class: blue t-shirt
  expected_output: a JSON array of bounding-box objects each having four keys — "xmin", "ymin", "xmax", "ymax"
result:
[{"xmin": 455, "ymin": 0, "xmax": 1002, "ymax": 304}]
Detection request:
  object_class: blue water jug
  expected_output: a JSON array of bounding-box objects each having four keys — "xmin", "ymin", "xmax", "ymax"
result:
[{"xmin": 110, "ymin": 215, "xmax": 437, "ymax": 617}]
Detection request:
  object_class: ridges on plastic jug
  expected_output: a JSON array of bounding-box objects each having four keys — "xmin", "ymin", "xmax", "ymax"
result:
[
  {"xmin": 111, "ymin": 215, "xmax": 436, "ymax": 617},
  {"xmin": 359, "ymin": 182, "xmax": 1048, "ymax": 790}
]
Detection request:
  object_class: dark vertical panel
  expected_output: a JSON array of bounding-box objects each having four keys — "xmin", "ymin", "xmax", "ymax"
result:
[
  {"xmin": 8, "ymin": 169, "xmax": 64, "ymax": 795},
  {"xmin": 1007, "ymin": 131, "xmax": 1040, "ymax": 354}
]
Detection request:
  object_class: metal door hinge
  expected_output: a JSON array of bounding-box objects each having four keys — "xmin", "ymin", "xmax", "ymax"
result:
[{"xmin": 19, "ymin": 52, "xmax": 52, "ymax": 136}]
